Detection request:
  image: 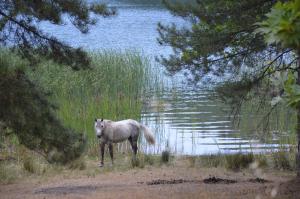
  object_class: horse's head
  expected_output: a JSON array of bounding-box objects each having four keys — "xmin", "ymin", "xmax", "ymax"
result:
[{"xmin": 94, "ymin": 118, "xmax": 105, "ymax": 138}]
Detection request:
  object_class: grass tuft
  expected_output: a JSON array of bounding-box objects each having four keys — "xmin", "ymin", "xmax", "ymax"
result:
[
  {"xmin": 67, "ymin": 157, "xmax": 87, "ymax": 170},
  {"xmin": 197, "ymin": 154, "xmax": 224, "ymax": 168},
  {"xmin": 225, "ymin": 153, "xmax": 254, "ymax": 171},
  {"xmin": 272, "ymin": 150, "xmax": 294, "ymax": 170}
]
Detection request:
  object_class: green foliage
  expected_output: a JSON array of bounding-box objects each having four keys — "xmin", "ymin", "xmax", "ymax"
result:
[
  {"xmin": 283, "ymin": 72, "xmax": 300, "ymax": 108},
  {"xmin": 257, "ymin": 0, "xmax": 300, "ymax": 50},
  {"xmin": 257, "ymin": 0, "xmax": 300, "ymax": 110},
  {"xmin": 0, "ymin": 50, "xmax": 85, "ymax": 164},
  {"xmin": 159, "ymin": 0, "xmax": 274, "ymax": 80}
]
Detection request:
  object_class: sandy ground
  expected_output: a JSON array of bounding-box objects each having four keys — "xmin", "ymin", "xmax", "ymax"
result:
[{"xmin": 0, "ymin": 161, "xmax": 299, "ymax": 199}]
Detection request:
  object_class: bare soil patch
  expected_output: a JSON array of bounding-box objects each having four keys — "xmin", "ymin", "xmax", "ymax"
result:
[
  {"xmin": 34, "ymin": 185, "xmax": 98, "ymax": 195},
  {"xmin": 276, "ymin": 178, "xmax": 300, "ymax": 198}
]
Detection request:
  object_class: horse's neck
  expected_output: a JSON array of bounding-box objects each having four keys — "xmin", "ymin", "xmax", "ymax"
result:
[{"xmin": 103, "ymin": 122, "xmax": 113, "ymax": 136}]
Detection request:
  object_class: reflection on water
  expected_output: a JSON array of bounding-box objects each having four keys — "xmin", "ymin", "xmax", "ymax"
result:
[{"xmin": 141, "ymin": 85, "xmax": 289, "ymax": 155}]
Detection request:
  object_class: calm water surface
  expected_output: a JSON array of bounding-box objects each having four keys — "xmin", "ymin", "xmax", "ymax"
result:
[{"xmin": 41, "ymin": 1, "xmax": 291, "ymax": 155}]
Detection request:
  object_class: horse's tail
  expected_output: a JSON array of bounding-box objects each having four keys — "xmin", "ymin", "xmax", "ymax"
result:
[{"xmin": 140, "ymin": 124, "xmax": 155, "ymax": 145}]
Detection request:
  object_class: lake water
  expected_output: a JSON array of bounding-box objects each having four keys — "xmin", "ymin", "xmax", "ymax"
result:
[{"xmin": 41, "ymin": 1, "xmax": 292, "ymax": 155}]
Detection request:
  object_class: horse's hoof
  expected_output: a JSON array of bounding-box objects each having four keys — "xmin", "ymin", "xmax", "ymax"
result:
[{"xmin": 98, "ymin": 163, "xmax": 104, "ymax": 167}]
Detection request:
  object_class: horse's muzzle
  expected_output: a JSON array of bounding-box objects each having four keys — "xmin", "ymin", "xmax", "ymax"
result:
[{"xmin": 97, "ymin": 135, "xmax": 101, "ymax": 139}]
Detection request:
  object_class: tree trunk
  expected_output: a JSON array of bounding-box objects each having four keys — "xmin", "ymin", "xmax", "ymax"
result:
[{"xmin": 297, "ymin": 51, "xmax": 300, "ymax": 177}]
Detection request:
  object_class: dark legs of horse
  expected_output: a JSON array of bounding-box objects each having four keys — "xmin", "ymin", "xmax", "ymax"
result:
[
  {"xmin": 99, "ymin": 142, "xmax": 105, "ymax": 167},
  {"xmin": 108, "ymin": 143, "xmax": 114, "ymax": 165},
  {"xmin": 128, "ymin": 136, "xmax": 138, "ymax": 160},
  {"xmin": 99, "ymin": 142, "xmax": 114, "ymax": 167}
]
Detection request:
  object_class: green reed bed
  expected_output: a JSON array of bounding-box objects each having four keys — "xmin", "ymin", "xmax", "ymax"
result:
[{"xmin": 27, "ymin": 50, "xmax": 154, "ymax": 141}]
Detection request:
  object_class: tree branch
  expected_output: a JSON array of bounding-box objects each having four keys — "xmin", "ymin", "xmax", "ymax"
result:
[{"xmin": 0, "ymin": 10, "xmax": 70, "ymax": 49}]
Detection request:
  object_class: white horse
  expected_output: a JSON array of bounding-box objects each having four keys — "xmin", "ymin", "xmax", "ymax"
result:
[{"xmin": 94, "ymin": 118, "xmax": 155, "ymax": 167}]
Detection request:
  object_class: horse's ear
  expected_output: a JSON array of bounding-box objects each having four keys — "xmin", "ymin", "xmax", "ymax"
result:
[{"xmin": 101, "ymin": 118, "xmax": 103, "ymax": 122}]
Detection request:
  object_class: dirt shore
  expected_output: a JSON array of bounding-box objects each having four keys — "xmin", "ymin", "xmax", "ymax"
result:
[{"xmin": 0, "ymin": 160, "xmax": 299, "ymax": 199}]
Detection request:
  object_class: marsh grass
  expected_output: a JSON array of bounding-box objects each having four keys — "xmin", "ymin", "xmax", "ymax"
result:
[{"xmin": 27, "ymin": 50, "xmax": 158, "ymax": 142}]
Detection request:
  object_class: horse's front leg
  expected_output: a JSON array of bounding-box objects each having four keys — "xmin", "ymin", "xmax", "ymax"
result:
[
  {"xmin": 108, "ymin": 143, "xmax": 114, "ymax": 165},
  {"xmin": 99, "ymin": 142, "xmax": 105, "ymax": 167}
]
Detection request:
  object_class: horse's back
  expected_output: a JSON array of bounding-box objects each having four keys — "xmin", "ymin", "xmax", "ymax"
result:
[
  {"xmin": 114, "ymin": 119, "xmax": 140, "ymax": 127},
  {"xmin": 109, "ymin": 119, "xmax": 140, "ymax": 142}
]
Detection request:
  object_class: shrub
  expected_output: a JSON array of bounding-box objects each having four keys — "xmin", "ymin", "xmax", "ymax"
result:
[
  {"xmin": 23, "ymin": 157, "xmax": 37, "ymax": 173},
  {"xmin": 161, "ymin": 150, "xmax": 170, "ymax": 163}
]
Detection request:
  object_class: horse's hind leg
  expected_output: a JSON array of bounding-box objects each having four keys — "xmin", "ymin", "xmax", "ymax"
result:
[
  {"xmin": 128, "ymin": 136, "xmax": 138, "ymax": 157},
  {"xmin": 108, "ymin": 143, "xmax": 114, "ymax": 165}
]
